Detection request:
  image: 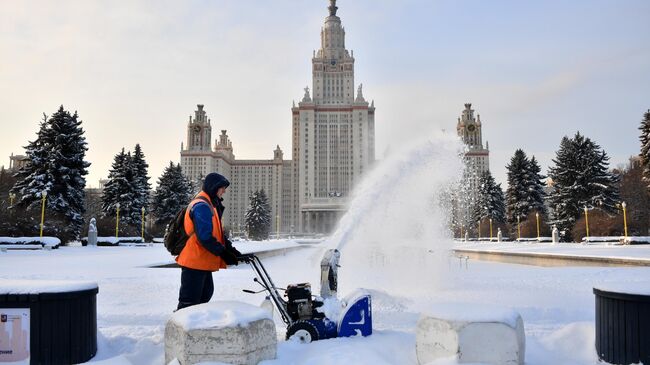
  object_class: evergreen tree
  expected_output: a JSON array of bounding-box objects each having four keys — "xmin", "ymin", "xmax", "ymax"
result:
[
  {"xmin": 130, "ymin": 144, "xmax": 151, "ymax": 222},
  {"xmin": 505, "ymin": 150, "xmax": 548, "ymax": 233},
  {"xmin": 152, "ymin": 162, "xmax": 193, "ymax": 225},
  {"xmin": 548, "ymin": 137, "xmax": 575, "ymax": 241},
  {"xmin": 453, "ymin": 167, "xmax": 478, "ymax": 233},
  {"xmin": 505, "ymin": 149, "xmax": 531, "ymax": 226},
  {"xmin": 193, "ymin": 175, "xmax": 205, "ymax": 195},
  {"xmin": 101, "ymin": 149, "xmax": 138, "ymax": 225},
  {"xmin": 548, "ymin": 132, "xmax": 620, "ymax": 241},
  {"xmin": 245, "ymin": 189, "xmax": 271, "ymax": 240},
  {"xmin": 473, "ymin": 170, "xmax": 506, "ymax": 224},
  {"xmin": 526, "ymin": 156, "xmax": 547, "ymax": 217},
  {"xmin": 639, "ymin": 109, "xmax": 650, "ymax": 191},
  {"xmin": 11, "ymin": 106, "xmax": 90, "ymax": 240}
]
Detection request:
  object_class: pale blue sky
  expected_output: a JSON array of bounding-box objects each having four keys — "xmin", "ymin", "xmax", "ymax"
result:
[{"xmin": 1, "ymin": 0, "xmax": 649, "ymax": 187}]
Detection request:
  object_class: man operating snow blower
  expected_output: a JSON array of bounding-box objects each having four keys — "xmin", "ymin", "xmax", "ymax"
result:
[{"xmin": 173, "ymin": 172, "xmax": 245, "ymax": 310}]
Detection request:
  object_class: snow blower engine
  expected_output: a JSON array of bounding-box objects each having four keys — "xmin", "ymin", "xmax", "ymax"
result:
[{"xmin": 241, "ymin": 250, "xmax": 372, "ymax": 343}]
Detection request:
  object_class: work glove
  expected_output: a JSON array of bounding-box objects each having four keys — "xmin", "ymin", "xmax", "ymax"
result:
[
  {"xmin": 237, "ymin": 253, "xmax": 254, "ymax": 263},
  {"xmin": 220, "ymin": 246, "xmax": 239, "ymax": 266},
  {"xmin": 226, "ymin": 239, "xmax": 245, "ymax": 260}
]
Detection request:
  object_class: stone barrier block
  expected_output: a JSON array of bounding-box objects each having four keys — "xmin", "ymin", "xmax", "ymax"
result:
[
  {"xmin": 416, "ymin": 304, "xmax": 525, "ymax": 365},
  {"xmin": 165, "ymin": 301, "xmax": 277, "ymax": 365}
]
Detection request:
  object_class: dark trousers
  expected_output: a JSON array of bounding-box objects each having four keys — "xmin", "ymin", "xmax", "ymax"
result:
[{"xmin": 177, "ymin": 267, "xmax": 214, "ymax": 310}]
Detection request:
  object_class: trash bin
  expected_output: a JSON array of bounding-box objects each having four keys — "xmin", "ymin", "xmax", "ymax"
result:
[
  {"xmin": 594, "ymin": 286, "xmax": 650, "ymax": 365},
  {"xmin": 0, "ymin": 280, "xmax": 98, "ymax": 364}
]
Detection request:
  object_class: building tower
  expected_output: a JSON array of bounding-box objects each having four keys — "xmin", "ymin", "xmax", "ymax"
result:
[
  {"xmin": 180, "ymin": 104, "xmax": 285, "ymax": 231},
  {"xmin": 456, "ymin": 103, "xmax": 490, "ymax": 223},
  {"xmin": 291, "ymin": 0, "xmax": 376, "ymax": 233},
  {"xmin": 186, "ymin": 104, "xmax": 211, "ymax": 152},
  {"xmin": 181, "ymin": 104, "xmax": 213, "ymax": 182}
]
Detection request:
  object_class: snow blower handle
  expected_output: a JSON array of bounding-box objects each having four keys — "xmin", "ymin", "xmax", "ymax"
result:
[
  {"xmin": 243, "ymin": 253, "xmax": 293, "ymax": 325},
  {"xmin": 237, "ymin": 253, "xmax": 255, "ymax": 263}
]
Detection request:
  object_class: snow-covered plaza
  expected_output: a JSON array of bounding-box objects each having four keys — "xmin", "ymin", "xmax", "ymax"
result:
[
  {"xmin": 2, "ymin": 138, "xmax": 649, "ymax": 365},
  {"xmin": 2, "ymin": 239, "xmax": 649, "ymax": 365}
]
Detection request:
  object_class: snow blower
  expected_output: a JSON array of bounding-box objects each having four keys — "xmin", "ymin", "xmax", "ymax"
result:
[{"xmin": 241, "ymin": 249, "xmax": 372, "ymax": 343}]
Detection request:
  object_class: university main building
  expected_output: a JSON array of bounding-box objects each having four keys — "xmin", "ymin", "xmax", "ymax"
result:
[{"xmin": 180, "ymin": 1, "xmax": 376, "ymax": 234}]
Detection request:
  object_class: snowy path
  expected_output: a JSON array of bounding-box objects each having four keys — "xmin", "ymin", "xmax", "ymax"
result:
[{"xmin": 1, "ymin": 241, "xmax": 648, "ymax": 364}]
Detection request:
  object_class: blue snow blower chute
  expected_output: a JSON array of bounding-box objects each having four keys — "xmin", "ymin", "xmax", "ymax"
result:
[{"xmin": 241, "ymin": 250, "xmax": 372, "ymax": 343}]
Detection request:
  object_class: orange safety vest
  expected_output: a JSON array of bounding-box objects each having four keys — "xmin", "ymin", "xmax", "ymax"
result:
[{"xmin": 176, "ymin": 191, "xmax": 227, "ymax": 271}]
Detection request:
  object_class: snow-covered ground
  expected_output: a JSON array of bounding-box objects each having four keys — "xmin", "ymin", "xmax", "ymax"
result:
[
  {"xmin": 4, "ymin": 137, "xmax": 647, "ymax": 364},
  {"xmin": 2, "ymin": 240, "xmax": 649, "ymax": 364}
]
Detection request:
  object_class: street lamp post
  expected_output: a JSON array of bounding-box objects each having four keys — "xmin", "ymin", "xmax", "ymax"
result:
[
  {"xmin": 39, "ymin": 191, "xmax": 47, "ymax": 238},
  {"xmin": 141, "ymin": 207, "xmax": 146, "ymax": 242},
  {"xmin": 584, "ymin": 206, "xmax": 590, "ymax": 239},
  {"xmin": 115, "ymin": 203, "xmax": 121, "ymax": 239},
  {"xmin": 622, "ymin": 201, "xmax": 628, "ymax": 239},
  {"xmin": 536, "ymin": 212, "xmax": 540, "ymax": 240},
  {"xmin": 9, "ymin": 193, "xmax": 15, "ymax": 207}
]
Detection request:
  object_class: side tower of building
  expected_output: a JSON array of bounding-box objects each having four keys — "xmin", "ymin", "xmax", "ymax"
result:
[
  {"xmin": 181, "ymin": 105, "xmax": 288, "ymax": 233},
  {"xmin": 292, "ymin": 0, "xmax": 375, "ymax": 233},
  {"xmin": 181, "ymin": 104, "xmax": 213, "ymax": 181},
  {"xmin": 456, "ymin": 103, "xmax": 490, "ymax": 222}
]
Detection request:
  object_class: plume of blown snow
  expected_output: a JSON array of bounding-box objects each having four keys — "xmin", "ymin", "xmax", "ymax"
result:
[{"xmin": 325, "ymin": 131, "xmax": 464, "ymax": 297}]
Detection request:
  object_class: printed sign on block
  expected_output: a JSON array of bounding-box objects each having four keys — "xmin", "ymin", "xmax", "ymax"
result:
[{"xmin": 0, "ymin": 308, "xmax": 30, "ymax": 364}]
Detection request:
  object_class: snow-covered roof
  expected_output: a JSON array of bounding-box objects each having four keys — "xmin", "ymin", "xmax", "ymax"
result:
[
  {"xmin": 0, "ymin": 278, "xmax": 98, "ymax": 294},
  {"xmin": 170, "ymin": 301, "xmax": 272, "ymax": 331}
]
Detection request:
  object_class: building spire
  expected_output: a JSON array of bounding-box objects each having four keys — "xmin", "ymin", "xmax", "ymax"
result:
[{"xmin": 328, "ymin": 0, "xmax": 338, "ymax": 16}]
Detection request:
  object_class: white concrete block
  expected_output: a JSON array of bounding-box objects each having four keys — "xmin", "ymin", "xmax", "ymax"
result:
[
  {"xmin": 165, "ymin": 301, "xmax": 277, "ymax": 365},
  {"xmin": 416, "ymin": 304, "xmax": 525, "ymax": 365}
]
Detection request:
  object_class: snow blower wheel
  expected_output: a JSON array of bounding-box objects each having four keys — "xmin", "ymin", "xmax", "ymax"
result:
[{"xmin": 286, "ymin": 320, "xmax": 319, "ymax": 343}]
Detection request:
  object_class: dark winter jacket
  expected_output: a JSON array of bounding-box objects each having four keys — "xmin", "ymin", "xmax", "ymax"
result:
[
  {"xmin": 177, "ymin": 191, "xmax": 227, "ymax": 271},
  {"xmin": 189, "ymin": 173, "xmax": 230, "ymax": 258}
]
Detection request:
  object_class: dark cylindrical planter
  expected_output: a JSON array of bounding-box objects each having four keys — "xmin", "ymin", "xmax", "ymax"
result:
[
  {"xmin": 0, "ymin": 281, "xmax": 98, "ymax": 365},
  {"xmin": 594, "ymin": 287, "xmax": 650, "ymax": 365}
]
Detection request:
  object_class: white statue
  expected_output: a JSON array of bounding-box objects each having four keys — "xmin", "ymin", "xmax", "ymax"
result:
[
  {"xmin": 552, "ymin": 225, "xmax": 559, "ymax": 244},
  {"xmin": 88, "ymin": 218, "xmax": 98, "ymax": 246},
  {"xmin": 497, "ymin": 228, "xmax": 502, "ymax": 242},
  {"xmin": 356, "ymin": 83, "xmax": 365, "ymax": 102},
  {"xmin": 302, "ymin": 86, "xmax": 311, "ymax": 102}
]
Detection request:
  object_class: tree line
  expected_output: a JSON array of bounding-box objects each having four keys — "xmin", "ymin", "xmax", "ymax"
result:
[
  {"xmin": 455, "ymin": 109, "xmax": 650, "ymax": 242},
  {"xmin": 1, "ymin": 105, "xmax": 275, "ymax": 242},
  {"xmin": 3, "ymin": 105, "xmax": 648, "ymax": 243}
]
